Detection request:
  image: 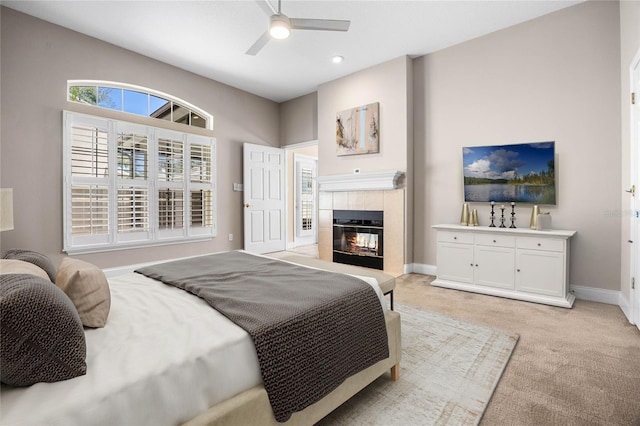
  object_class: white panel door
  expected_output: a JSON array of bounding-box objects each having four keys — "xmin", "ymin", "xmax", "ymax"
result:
[
  {"xmin": 632, "ymin": 51, "xmax": 640, "ymax": 331},
  {"xmin": 243, "ymin": 143, "xmax": 286, "ymax": 254}
]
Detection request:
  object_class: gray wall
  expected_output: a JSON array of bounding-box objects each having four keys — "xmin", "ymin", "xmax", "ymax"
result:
[
  {"xmin": 413, "ymin": 1, "xmax": 621, "ymax": 290},
  {"xmin": 0, "ymin": 7, "xmax": 280, "ymax": 269},
  {"xmin": 1, "ymin": 2, "xmax": 628, "ymax": 296},
  {"xmin": 280, "ymin": 92, "xmax": 318, "ymax": 146},
  {"xmin": 317, "ymin": 56, "xmax": 412, "ymax": 177}
]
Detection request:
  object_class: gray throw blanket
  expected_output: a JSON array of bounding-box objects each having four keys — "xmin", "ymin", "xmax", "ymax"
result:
[{"xmin": 135, "ymin": 251, "xmax": 389, "ymax": 422}]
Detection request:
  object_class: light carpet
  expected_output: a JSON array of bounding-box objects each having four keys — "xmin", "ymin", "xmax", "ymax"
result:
[{"xmin": 317, "ymin": 303, "xmax": 519, "ymax": 426}]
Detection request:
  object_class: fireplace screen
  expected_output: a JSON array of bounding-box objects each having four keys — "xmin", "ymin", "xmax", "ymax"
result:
[
  {"xmin": 333, "ymin": 210, "xmax": 383, "ymax": 270},
  {"xmin": 341, "ymin": 230, "xmax": 380, "ymax": 256}
]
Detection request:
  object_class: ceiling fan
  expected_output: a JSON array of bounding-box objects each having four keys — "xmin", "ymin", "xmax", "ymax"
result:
[{"xmin": 246, "ymin": 0, "xmax": 351, "ymax": 56}]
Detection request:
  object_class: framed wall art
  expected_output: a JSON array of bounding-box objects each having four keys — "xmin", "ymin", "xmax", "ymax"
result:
[{"xmin": 336, "ymin": 102, "xmax": 379, "ymax": 156}]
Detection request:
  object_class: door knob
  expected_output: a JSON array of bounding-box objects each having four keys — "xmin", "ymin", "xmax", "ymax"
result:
[{"xmin": 244, "ymin": 203, "xmax": 251, "ymax": 208}]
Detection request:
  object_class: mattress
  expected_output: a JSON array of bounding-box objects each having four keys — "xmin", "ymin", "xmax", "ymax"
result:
[{"xmin": 0, "ymin": 257, "xmax": 387, "ymax": 426}]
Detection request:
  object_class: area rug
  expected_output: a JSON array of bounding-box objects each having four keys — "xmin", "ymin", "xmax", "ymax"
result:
[{"xmin": 317, "ymin": 303, "xmax": 519, "ymax": 426}]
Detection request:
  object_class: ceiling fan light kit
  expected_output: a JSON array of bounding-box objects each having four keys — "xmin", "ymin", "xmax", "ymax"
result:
[
  {"xmin": 269, "ymin": 15, "xmax": 291, "ymax": 39},
  {"xmin": 246, "ymin": 0, "xmax": 351, "ymax": 56}
]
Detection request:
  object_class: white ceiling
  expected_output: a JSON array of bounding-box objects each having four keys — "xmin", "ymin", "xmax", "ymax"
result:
[{"xmin": 3, "ymin": 0, "xmax": 583, "ymax": 103}]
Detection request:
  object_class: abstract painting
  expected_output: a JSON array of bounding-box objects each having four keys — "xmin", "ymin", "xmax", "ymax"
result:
[{"xmin": 336, "ymin": 102, "xmax": 379, "ymax": 156}]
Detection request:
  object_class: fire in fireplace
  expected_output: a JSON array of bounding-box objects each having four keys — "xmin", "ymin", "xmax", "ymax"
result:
[
  {"xmin": 333, "ymin": 210, "xmax": 383, "ymax": 270},
  {"xmin": 345, "ymin": 232, "xmax": 379, "ymax": 255}
]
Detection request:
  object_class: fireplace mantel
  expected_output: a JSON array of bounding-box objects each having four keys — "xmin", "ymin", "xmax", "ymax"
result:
[{"xmin": 317, "ymin": 170, "xmax": 404, "ymax": 192}]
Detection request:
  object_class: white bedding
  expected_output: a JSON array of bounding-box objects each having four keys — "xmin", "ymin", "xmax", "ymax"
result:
[{"xmin": 0, "ymin": 257, "xmax": 386, "ymax": 426}]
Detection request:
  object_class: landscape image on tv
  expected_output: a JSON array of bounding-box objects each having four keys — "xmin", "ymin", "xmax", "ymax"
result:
[{"xmin": 463, "ymin": 142, "xmax": 556, "ymax": 205}]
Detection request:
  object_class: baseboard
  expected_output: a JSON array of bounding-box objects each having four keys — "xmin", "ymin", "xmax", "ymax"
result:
[
  {"xmin": 404, "ymin": 263, "xmax": 437, "ymax": 276},
  {"xmin": 103, "ymin": 254, "xmax": 202, "ymax": 277},
  {"xmin": 569, "ymin": 285, "xmax": 620, "ymax": 306},
  {"xmin": 618, "ymin": 293, "xmax": 633, "ymax": 324},
  {"xmin": 103, "ymin": 259, "xmax": 169, "ymax": 277},
  {"xmin": 287, "ymin": 240, "xmax": 317, "ymax": 250}
]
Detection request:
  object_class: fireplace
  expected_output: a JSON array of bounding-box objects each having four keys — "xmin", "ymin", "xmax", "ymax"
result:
[{"xmin": 333, "ymin": 210, "xmax": 383, "ymax": 270}]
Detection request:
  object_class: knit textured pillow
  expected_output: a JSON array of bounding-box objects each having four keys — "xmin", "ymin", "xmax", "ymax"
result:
[
  {"xmin": 0, "ymin": 274, "xmax": 87, "ymax": 386},
  {"xmin": 2, "ymin": 249, "xmax": 57, "ymax": 283}
]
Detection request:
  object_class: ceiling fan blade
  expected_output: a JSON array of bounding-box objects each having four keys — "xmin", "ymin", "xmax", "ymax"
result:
[
  {"xmin": 290, "ymin": 18, "xmax": 350, "ymax": 32},
  {"xmin": 246, "ymin": 31, "xmax": 271, "ymax": 56},
  {"xmin": 255, "ymin": 0, "xmax": 277, "ymax": 17}
]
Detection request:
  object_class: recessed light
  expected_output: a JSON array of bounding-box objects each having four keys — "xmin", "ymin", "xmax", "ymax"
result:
[{"xmin": 332, "ymin": 55, "xmax": 344, "ymax": 64}]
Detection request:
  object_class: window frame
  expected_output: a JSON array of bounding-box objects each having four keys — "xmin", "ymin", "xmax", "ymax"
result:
[
  {"xmin": 67, "ymin": 80, "xmax": 214, "ymax": 130},
  {"xmin": 63, "ymin": 110, "xmax": 217, "ymax": 254}
]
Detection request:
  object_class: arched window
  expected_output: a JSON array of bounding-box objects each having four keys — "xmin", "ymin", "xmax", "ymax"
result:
[
  {"xmin": 67, "ymin": 81, "xmax": 213, "ymax": 130},
  {"xmin": 63, "ymin": 82, "xmax": 216, "ymax": 254}
]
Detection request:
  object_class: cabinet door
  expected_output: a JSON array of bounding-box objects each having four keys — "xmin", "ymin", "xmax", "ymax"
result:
[
  {"xmin": 437, "ymin": 242, "xmax": 474, "ymax": 283},
  {"xmin": 516, "ymin": 249, "xmax": 564, "ymax": 297},
  {"xmin": 474, "ymin": 245, "xmax": 515, "ymax": 289}
]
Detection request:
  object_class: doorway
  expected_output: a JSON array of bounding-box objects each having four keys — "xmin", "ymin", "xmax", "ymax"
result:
[
  {"xmin": 242, "ymin": 141, "xmax": 318, "ymax": 255},
  {"xmin": 285, "ymin": 142, "xmax": 318, "ymax": 251},
  {"xmin": 294, "ymin": 154, "xmax": 317, "ymax": 246}
]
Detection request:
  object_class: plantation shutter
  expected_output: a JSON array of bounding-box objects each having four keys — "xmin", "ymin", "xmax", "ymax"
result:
[
  {"xmin": 63, "ymin": 111, "xmax": 216, "ymax": 254},
  {"xmin": 64, "ymin": 114, "xmax": 111, "ymax": 250},
  {"xmin": 189, "ymin": 135, "xmax": 215, "ymax": 237},
  {"xmin": 157, "ymin": 130, "xmax": 186, "ymax": 239},
  {"xmin": 114, "ymin": 123, "xmax": 151, "ymax": 244}
]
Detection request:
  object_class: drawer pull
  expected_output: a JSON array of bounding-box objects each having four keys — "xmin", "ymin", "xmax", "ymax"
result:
[
  {"xmin": 517, "ymin": 269, "xmax": 521, "ymax": 272},
  {"xmin": 537, "ymin": 243, "xmax": 541, "ymax": 246},
  {"xmin": 493, "ymin": 239, "xmax": 496, "ymax": 243}
]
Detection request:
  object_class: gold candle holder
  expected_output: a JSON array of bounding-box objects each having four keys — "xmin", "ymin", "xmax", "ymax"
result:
[
  {"xmin": 471, "ymin": 209, "xmax": 479, "ymax": 226},
  {"xmin": 460, "ymin": 203, "xmax": 470, "ymax": 226},
  {"xmin": 530, "ymin": 205, "xmax": 540, "ymax": 229}
]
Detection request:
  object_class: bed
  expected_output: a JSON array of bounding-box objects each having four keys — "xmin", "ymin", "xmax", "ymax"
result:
[{"xmin": 0, "ymin": 250, "xmax": 401, "ymax": 426}]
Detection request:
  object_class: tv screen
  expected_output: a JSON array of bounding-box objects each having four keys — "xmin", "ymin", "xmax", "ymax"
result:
[{"xmin": 463, "ymin": 142, "xmax": 556, "ymax": 205}]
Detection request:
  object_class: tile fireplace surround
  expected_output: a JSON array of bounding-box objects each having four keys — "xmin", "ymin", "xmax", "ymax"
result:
[{"xmin": 318, "ymin": 171, "xmax": 405, "ymax": 277}]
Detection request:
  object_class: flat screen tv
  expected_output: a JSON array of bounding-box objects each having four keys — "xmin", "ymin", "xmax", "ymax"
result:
[{"xmin": 463, "ymin": 141, "xmax": 556, "ymax": 205}]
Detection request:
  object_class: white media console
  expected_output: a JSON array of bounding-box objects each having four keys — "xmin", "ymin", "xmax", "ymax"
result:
[{"xmin": 432, "ymin": 224, "xmax": 576, "ymax": 308}]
